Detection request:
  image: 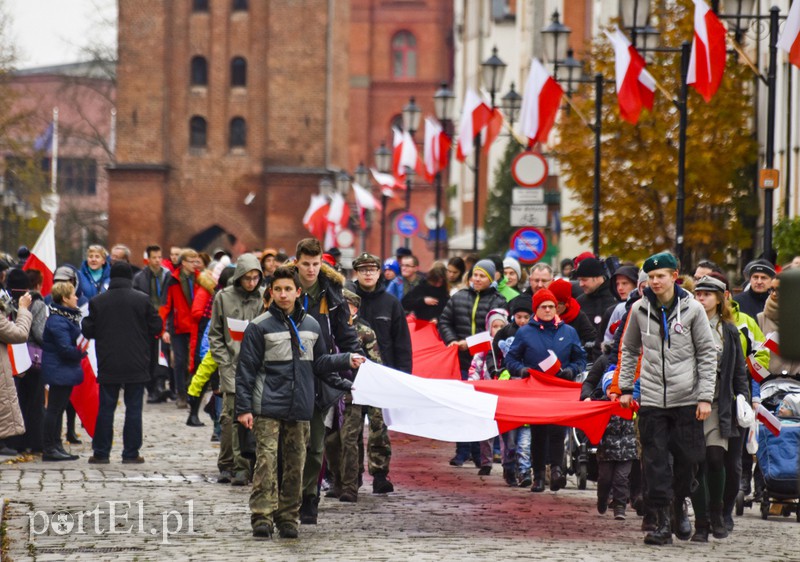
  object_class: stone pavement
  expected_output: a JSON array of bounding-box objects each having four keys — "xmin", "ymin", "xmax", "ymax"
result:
[{"xmin": 1, "ymin": 399, "xmax": 798, "ymax": 562}]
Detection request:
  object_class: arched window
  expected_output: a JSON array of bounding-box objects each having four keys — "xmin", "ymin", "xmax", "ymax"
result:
[
  {"xmin": 190, "ymin": 56, "xmax": 208, "ymax": 86},
  {"xmin": 392, "ymin": 31, "xmax": 417, "ymax": 78},
  {"xmin": 232, "ymin": 0, "xmax": 248, "ymax": 11},
  {"xmin": 231, "ymin": 57, "xmax": 247, "ymax": 87},
  {"xmin": 193, "ymin": 0, "xmax": 209, "ymax": 11},
  {"xmin": 229, "ymin": 117, "xmax": 246, "ymax": 148},
  {"xmin": 190, "ymin": 116, "xmax": 207, "ymax": 148}
]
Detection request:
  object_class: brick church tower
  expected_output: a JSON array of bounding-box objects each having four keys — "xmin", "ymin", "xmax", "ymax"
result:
[{"xmin": 108, "ymin": 0, "xmax": 350, "ymax": 257}]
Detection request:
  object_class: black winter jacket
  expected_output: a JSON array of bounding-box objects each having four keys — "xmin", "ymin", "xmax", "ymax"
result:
[
  {"xmin": 401, "ymin": 281, "xmax": 450, "ymax": 321},
  {"xmin": 348, "ymin": 279, "xmax": 412, "ymax": 373},
  {"xmin": 733, "ymin": 288, "xmax": 770, "ymax": 320},
  {"xmin": 438, "ymin": 285, "xmax": 508, "ymax": 372},
  {"xmin": 235, "ymin": 302, "xmax": 352, "ymax": 421},
  {"xmin": 716, "ymin": 320, "xmax": 751, "ymax": 439},
  {"xmin": 81, "ymin": 278, "xmax": 163, "ymax": 384}
]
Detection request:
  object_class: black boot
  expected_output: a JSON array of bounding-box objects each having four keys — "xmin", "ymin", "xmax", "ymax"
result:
[
  {"xmin": 299, "ymin": 495, "xmax": 318, "ymax": 525},
  {"xmin": 531, "ymin": 471, "xmax": 545, "ymax": 493},
  {"xmin": 66, "ymin": 407, "xmax": 82, "ymax": 444},
  {"xmin": 42, "ymin": 448, "xmax": 78, "ymax": 462},
  {"xmin": 372, "ymin": 472, "xmax": 394, "ymax": 494},
  {"xmin": 641, "ymin": 505, "xmax": 658, "ymax": 532},
  {"xmin": 186, "ymin": 395, "xmax": 206, "ymax": 427},
  {"xmin": 709, "ymin": 506, "xmax": 728, "ymax": 539},
  {"xmin": 671, "ymin": 497, "xmax": 691, "ymax": 541},
  {"xmin": 690, "ymin": 519, "xmax": 709, "ymax": 543},
  {"xmin": 644, "ymin": 506, "xmax": 673, "ymax": 546}
]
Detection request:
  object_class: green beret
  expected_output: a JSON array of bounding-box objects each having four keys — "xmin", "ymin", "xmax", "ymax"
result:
[{"xmin": 642, "ymin": 252, "xmax": 678, "ymax": 273}]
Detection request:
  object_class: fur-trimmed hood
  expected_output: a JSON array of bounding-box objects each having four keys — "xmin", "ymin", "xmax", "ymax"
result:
[
  {"xmin": 284, "ymin": 259, "xmax": 346, "ymax": 289},
  {"xmin": 196, "ymin": 269, "xmax": 218, "ymax": 294}
]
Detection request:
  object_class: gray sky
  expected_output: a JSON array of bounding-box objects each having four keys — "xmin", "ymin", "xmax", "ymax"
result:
[{"xmin": 7, "ymin": 0, "xmax": 116, "ymax": 69}]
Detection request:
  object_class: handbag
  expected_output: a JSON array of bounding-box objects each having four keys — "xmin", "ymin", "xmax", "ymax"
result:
[
  {"xmin": 736, "ymin": 394, "xmax": 755, "ymax": 428},
  {"xmin": 27, "ymin": 341, "xmax": 43, "ymax": 370}
]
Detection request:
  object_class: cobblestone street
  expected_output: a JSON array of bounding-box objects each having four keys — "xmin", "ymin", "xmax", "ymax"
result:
[{"xmin": 1, "ymin": 400, "xmax": 798, "ymax": 561}]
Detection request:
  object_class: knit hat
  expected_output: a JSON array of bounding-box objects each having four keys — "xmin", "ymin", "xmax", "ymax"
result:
[
  {"xmin": 383, "ymin": 258, "xmax": 401, "ymax": 276},
  {"xmin": 5, "ymin": 269, "xmax": 30, "ymax": 293},
  {"xmin": 342, "ymin": 288, "xmax": 361, "ymax": 309},
  {"xmin": 473, "ymin": 259, "xmax": 496, "ymax": 280},
  {"xmin": 638, "ymin": 270, "xmax": 649, "ymax": 285},
  {"xmin": 744, "ymin": 258, "xmax": 776, "ymax": 279},
  {"xmin": 509, "ymin": 294, "xmax": 533, "ymax": 315},
  {"xmin": 573, "ymin": 251, "xmax": 596, "ymax": 267},
  {"xmin": 503, "ymin": 257, "xmax": 521, "ymax": 279},
  {"xmin": 694, "ymin": 275, "xmax": 726, "ymax": 294},
  {"xmin": 110, "ymin": 262, "xmax": 133, "ymax": 280},
  {"xmin": 395, "ymin": 247, "xmax": 412, "ymax": 258},
  {"xmin": 485, "ymin": 308, "xmax": 509, "ymax": 331},
  {"xmin": 548, "ymin": 279, "xmax": 572, "ymax": 304},
  {"xmin": 574, "ymin": 257, "xmax": 605, "ymax": 278},
  {"xmin": 642, "ymin": 251, "xmax": 679, "ymax": 273},
  {"xmin": 610, "ymin": 265, "xmax": 640, "ymax": 300},
  {"xmin": 532, "ymin": 289, "xmax": 557, "ymax": 312}
]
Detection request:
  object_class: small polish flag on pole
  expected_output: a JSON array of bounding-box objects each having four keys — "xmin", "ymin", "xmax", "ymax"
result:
[
  {"xmin": 158, "ymin": 341, "xmax": 169, "ymax": 367},
  {"xmin": 777, "ymin": 0, "xmax": 800, "ymax": 68},
  {"xmin": 538, "ymin": 350, "xmax": 562, "ymax": 377},
  {"xmin": 7, "ymin": 343, "xmax": 32, "ymax": 376},
  {"xmin": 466, "ymin": 331, "xmax": 493, "ymax": 355},
  {"xmin": 762, "ymin": 332, "xmax": 780, "ymax": 355},
  {"xmin": 756, "ymin": 404, "xmax": 782, "ymax": 437},
  {"xmin": 227, "ymin": 318, "xmax": 250, "ymax": 342},
  {"xmin": 23, "ymin": 219, "xmax": 57, "ymax": 296},
  {"xmin": 77, "ymin": 335, "xmax": 90, "ymax": 353},
  {"xmin": 746, "ymin": 355, "xmax": 770, "ymax": 383}
]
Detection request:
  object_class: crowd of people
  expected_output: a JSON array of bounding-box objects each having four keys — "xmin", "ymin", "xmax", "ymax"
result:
[{"xmin": 0, "ymin": 239, "xmax": 796, "ymax": 544}]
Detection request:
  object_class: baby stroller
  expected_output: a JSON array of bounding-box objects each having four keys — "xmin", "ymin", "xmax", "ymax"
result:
[
  {"xmin": 753, "ymin": 378, "xmax": 800, "ymax": 521},
  {"xmin": 564, "ymin": 369, "xmax": 598, "ymax": 490}
]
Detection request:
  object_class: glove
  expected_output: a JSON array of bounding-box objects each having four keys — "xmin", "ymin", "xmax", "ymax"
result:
[
  {"xmin": 498, "ymin": 370, "xmax": 511, "ymax": 381},
  {"xmin": 556, "ymin": 367, "xmax": 574, "ymax": 380},
  {"xmin": 518, "ymin": 368, "xmax": 530, "ymax": 379}
]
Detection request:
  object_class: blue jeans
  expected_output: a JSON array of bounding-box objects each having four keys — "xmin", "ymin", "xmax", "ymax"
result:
[
  {"xmin": 455, "ymin": 367, "xmax": 480, "ymax": 463},
  {"xmin": 93, "ymin": 383, "xmax": 145, "ymax": 460},
  {"xmin": 517, "ymin": 426, "xmax": 531, "ymax": 476}
]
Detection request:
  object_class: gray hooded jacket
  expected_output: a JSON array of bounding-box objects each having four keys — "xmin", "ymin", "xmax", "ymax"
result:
[{"xmin": 208, "ymin": 253, "xmax": 265, "ymax": 393}]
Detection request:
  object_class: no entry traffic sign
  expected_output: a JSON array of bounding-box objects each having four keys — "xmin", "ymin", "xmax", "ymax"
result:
[
  {"xmin": 509, "ymin": 227, "xmax": 547, "ymax": 264},
  {"xmin": 395, "ymin": 212, "xmax": 420, "ymax": 238},
  {"xmin": 511, "ymin": 151, "xmax": 548, "ymax": 187}
]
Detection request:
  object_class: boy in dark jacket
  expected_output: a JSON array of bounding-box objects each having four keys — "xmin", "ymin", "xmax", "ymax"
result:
[{"xmin": 235, "ymin": 266, "xmax": 364, "ymax": 540}]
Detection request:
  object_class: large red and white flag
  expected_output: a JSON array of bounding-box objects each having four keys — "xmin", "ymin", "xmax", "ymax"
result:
[
  {"xmin": 352, "ymin": 182, "xmax": 382, "ymax": 229},
  {"xmin": 456, "ymin": 89, "xmax": 492, "ymax": 162},
  {"xmin": 423, "ymin": 117, "xmax": 451, "ymax": 182},
  {"xmin": 466, "ymin": 331, "xmax": 493, "ymax": 355},
  {"xmin": 392, "ymin": 127, "xmax": 421, "ymax": 178},
  {"xmin": 23, "ymin": 219, "xmax": 57, "ymax": 296},
  {"xmin": 326, "ymin": 192, "xmax": 349, "ymax": 231},
  {"xmin": 302, "ymin": 194, "xmax": 330, "ymax": 240},
  {"xmin": 687, "ymin": 0, "xmax": 727, "ymax": 102},
  {"xmin": 605, "ymin": 28, "xmax": 656, "ymax": 124},
  {"xmin": 518, "ymin": 58, "xmax": 564, "ymax": 145},
  {"xmin": 370, "ymin": 168, "xmax": 405, "ymax": 198},
  {"xmin": 746, "ymin": 354, "xmax": 770, "ymax": 383},
  {"xmin": 756, "ymin": 404, "xmax": 782, "ymax": 436},
  {"xmin": 352, "ymin": 360, "xmax": 632, "ymax": 443},
  {"xmin": 778, "ymin": 0, "xmax": 800, "ymax": 68}
]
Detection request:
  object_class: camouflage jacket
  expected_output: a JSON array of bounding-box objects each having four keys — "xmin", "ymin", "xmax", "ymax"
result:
[
  {"xmin": 354, "ymin": 317, "xmax": 382, "ymax": 366},
  {"xmin": 597, "ymin": 414, "xmax": 638, "ymax": 462}
]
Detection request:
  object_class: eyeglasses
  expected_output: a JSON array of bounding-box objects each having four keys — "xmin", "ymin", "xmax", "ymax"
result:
[
  {"xmin": 538, "ymin": 304, "xmax": 556, "ymax": 310},
  {"xmin": 242, "ymin": 273, "xmax": 261, "ymax": 283},
  {"xmin": 356, "ymin": 267, "xmax": 379, "ymax": 274}
]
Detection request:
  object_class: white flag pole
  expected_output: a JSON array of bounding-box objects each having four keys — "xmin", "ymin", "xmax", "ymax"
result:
[
  {"xmin": 109, "ymin": 108, "xmax": 116, "ymax": 155},
  {"xmin": 49, "ymin": 107, "xmax": 59, "ymax": 222}
]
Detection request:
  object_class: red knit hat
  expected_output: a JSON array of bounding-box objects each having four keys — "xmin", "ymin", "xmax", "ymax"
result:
[
  {"xmin": 548, "ymin": 279, "xmax": 572, "ymax": 304},
  {"xmin": 532, "ymin": 289, "xmax": 557, "ymax": 312}
]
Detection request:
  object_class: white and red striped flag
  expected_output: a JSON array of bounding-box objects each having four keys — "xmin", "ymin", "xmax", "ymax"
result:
[
  {"xmin": 456, "ymin": 89, "xmax": 492, "ymax": 162},
  {"xmin": 7, "ymin": 343, "xmax": 32, "ymax": 376},
  {"xmin": 302, "ymin": 194, "xmax": 330, "ymax": 240},
  {"xmin": 370, "ymin": 168, "xmax": 405, "ymax": 195},
  {"xmin": 518, "ymin": 58, "xmax": 564, "ymax": 145},
  {"xmin": 762, "ymin": 332, "xmax": 780, "ymax": 355},
  {"xmin": 326, "ymin": 192, "xmax": 350, "ymax": 231},
  {"xmin": 392, "ymin": 127, "xmax": 422, "ymax": 179},
  {"xmin": 23, "ymin": 219, "xmax": 57, "ymax": 296},
  {"xmin": 72, "ymin": 338, "xmax": 99, "ymax": 438},
  {"xmin": 687, "ymin": 0, "xmax": 727, "ymax": 102},
  {"xmin": 746, "ymin": 354, "xmax": 770, "ymax": 383},
  {"xmin": 466, "ymin": 331, "xmax": 493, "ymax": 355},
  {"xmin": 778, "ymin": 0, "xmax": 800, "ymax": 68},
  {"xmin": 352, "ymin": 182, "xmax": 382, "ymax": 229},
  {"xmin": 227, "ymin": 317, "xmax": 250, "ymax": 342},
  {"xmin": 605, "ymin": 28, "xmax": 656, "ymax": 124},
  {"xmin": 423, "ymin": 117, "xmax": 451, "ymax": 182},
  {"xmin": 538, "ymin": 350, "xmax": 562, "ymax": 377},
  {"xmin": 756, "ymin": 404, "xmax": 782, "ymax": 437}
]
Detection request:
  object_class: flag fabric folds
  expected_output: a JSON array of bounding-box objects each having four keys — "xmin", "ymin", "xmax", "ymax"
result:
[
  {"xmin": 605, "ymin": 28, "xmax": 656, "ymax": 124},
  {"xmin": 466, "ymin": 331, "xmax": 493, "ymax": 355},
  {"xmin": 370, "ymin": 168, "xmax": 405, "ymax": 198},
  {"xmin": 407, "ymin": 318, "xmax": 461, "ymax": 380},
  {"xmin": 423, "ymin": 117, "xmax": 451, "ymax": 182},
  {"xmin": 537, "ymin": 350, "xmax": 562, "ymax": 377},
  {"xmin": 778, "ymin": 0, "xmax": 800, "ymax": 68},
  {"xmin": 687, "ymin": 0, "xmax": 727, "ymax": 102},
  {"xmin": 756, "ymin": 404, "xmax": 782, "ymax": 437},
  {"xmin": 352, "ymin": 360, "xmax": 632, "ymax": 444},
  {"xmin": 762, "ymin": 332, "xmax": 780, "ymax": 355},
  {"xmin": 23, "ymin": 219, "xmax": 57, "ymax": 296},
  {"xmin": 518, "ymin": 58, "xmax": 564, "ymax": 144},
  {"xmin": 7, "ymin": 343, "xmax": 33, "ymax": 376},
  {"xmin": 33, "ymin": 122, "xmax": 54, "ymax": 152},
  {"xmin": 302, "ymin": 194, "xmax": 330, "ymax": 240},
  {"xmin": 456, "ymin": 89, "xmax": 492, "ymax": 162},
  {"xmin": 746, "ymin": 354, "xmax": 770, "ymax": 383},
  {"xmin": 352, "ymin": 182, "xmax": 382, "ymax": 229},
  {"xmin": 71, "ymin": 339, "xmax": 99, "ymax": 438},
  {"xmin": 393, "ymin": 127, "xmax": 421, "ymax": 179}
]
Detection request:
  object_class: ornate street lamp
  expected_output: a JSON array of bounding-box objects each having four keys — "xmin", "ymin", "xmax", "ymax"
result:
[
  {"xmin": 354, "ymin": 162, "xmax": 370, "ymax": 188},
  {"xmin": 501, "ymin": 83, "xmax": 522, "ymax": 127},
  {"xmin": 432, "ymin": 83, "xmax": 456, "ymax": 260},
  {"xmin": 375, "ymin": 141, "xmax": 392, "ymax": 259}
]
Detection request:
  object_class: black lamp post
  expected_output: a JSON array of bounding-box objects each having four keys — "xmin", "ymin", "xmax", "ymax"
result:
[
  {"xmin": 433, "ymin": 82, "xmax": 455, "ymax": 260},
  {"xmin": 375, "ymin": 141, "xmax": 392, "ymax": 259},
  {"xmin": 620, "ymin": 0, "xmax": 688, "ymax": 267},
  {"xmin": 401, "ymin": 97, "xmax": 422, "ymax": 249},
  {"xmin": 470, "ymin": 46, "xmax": 507, "ymax": 252}
]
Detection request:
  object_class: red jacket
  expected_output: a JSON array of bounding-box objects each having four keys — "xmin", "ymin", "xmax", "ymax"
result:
[{"xmin": 160, "ymin": 269, "xmax": 199, "ymax": 335}]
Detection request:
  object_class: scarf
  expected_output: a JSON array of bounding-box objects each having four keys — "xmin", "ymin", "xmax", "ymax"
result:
[{"xmin": 48, "ymin": 304, "xmax": 83, "ymax": 324}]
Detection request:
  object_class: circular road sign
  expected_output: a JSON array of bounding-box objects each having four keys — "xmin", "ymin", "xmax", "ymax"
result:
[
  {"xmin": 424, "ymin": 206, "xmax": 445, "ymax": 230},
  {"xmin": 511, "ymin": 151, "xmax": 548, "ymax": 187},
  {"xmin": 510, "ymin": 227, "xmax": 548, "ymax": 264},
  {"xmin": 395, "ymin": 212, "xmax": 420, "ymax": 238},
  {"xmin": 335, "ymin": 228, "xmax": 355, "ymax": 249}
]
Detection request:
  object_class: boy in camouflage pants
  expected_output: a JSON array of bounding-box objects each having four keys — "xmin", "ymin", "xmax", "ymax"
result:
[{"xmin": 324, "ymin": 289, "xmax": 393, "ymax": 502}]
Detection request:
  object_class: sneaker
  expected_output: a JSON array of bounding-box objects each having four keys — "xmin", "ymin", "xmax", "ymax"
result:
[
  {"xmin": 231, "ymin": 470, "xmax": 250, "ymax": 486},
  {"xmin": 613, "ymin": 503, "xmax": 626, "ymax": 520},
  {"xmin": 88, "ymin": 456, "xmax": 110, "ymax": 464},
  {"xmin": 477, "ymin": 466, "xmax": 491, "ymax": 476},
  {"xmin": 449, "ymin": 456, "xmax": 466, "ymax": 467},
  {"xmin": 518, "ymin": 475, "xmax": 532, "ymax": 488},
  {"xmin": 122, "ymin": 456, "xmax": 145, "ymax": 464},
  {"xmin": 252, "ymin": 523, "xmax": 272, "ymax": 540},
  {"xmin": 277, "ymin": 524, "xmax": 298, "ymax": 539},
  {"xmin": 217, "ymin": 470, "xmax": 234, "ymax": 484}
]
